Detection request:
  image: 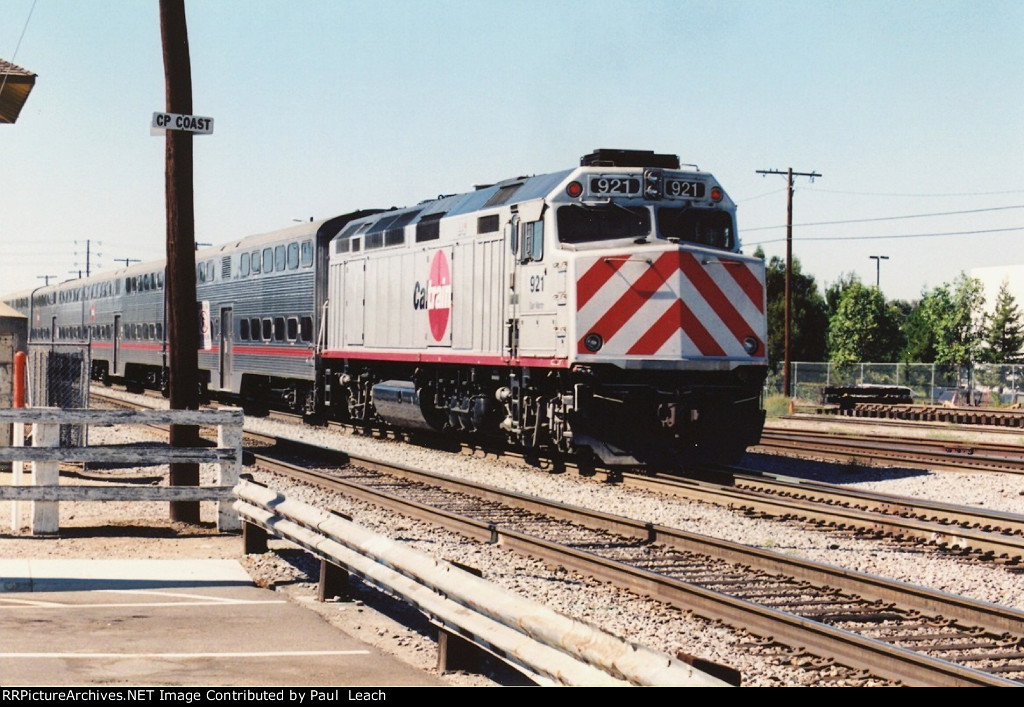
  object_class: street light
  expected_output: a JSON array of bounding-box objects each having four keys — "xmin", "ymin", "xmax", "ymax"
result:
[{"xmin": 869, "ymin": 255, "xmax": 889, "ymax": 288}]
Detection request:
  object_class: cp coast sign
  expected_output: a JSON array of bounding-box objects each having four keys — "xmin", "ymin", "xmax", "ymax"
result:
[{"xmin": 151, "ymin": 112, "xmax": 214, "ymax": 135}]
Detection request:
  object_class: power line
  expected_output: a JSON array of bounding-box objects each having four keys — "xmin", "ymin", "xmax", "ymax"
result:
[
  {"xmin": 0, "ymin": 0, "xmax": 37, "ymax": 99},
  {"xmin": 744, "ymin": 204, "xmax": 1024, "ymax": 232},
  {"xmin": 747, "ymin": 225, "xmax": 1024, "ymax": 246},
  {"xmin": 734, "ymin": 187, "xmax": 788, "ymax": 204},
  {"xmin": 801, "ymin": 186, "xmax": 1024, "ymax": 198}
]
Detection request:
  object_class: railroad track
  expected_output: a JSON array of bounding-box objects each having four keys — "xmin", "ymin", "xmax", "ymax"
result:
[
  {"xmin": 779, "ymin": 414, "xmax": 1024, "ymax": 439},
  {"xmin": 597, "ymin": 469, "xmax": 1024, "ymax": 569},
  {"xmin": 250, "ymin": 440, "xmax": 1024, "ymax": 686},
  {"xmin": 754, "ymin": 426, "xmax": 1024, "ymax": 475}
]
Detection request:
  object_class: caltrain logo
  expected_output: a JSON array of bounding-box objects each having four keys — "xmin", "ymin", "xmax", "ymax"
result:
[{"xmin": 413, "ymin": 250, "xmax": 452, "ymax": 341}]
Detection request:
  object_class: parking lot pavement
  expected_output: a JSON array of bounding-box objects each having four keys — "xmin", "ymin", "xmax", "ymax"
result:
[{"xmin": 0, "ymin": 559, "xmax": 446, "ymax": 686}]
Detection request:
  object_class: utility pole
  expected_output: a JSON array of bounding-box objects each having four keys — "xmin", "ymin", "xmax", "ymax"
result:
[
  {"xmin": 74, "ymin": 239, "xmax": 101, "ymax": 278},
  {"xmin": 36, "ymin": 274, "xmax": 56, "ymax": 286},
  {"xmin": 869, "ymin": 255, "xmax": 889, "ymax": 289},
  {"xmin": 115, "ymin": 257, "xmax": 141, "ymax": 268},
  {"xmin": 160, "ymin": 0, "xmax": 200, "ymax": 523},
  {"xmin": 755, "ymin": 167, "xmax": 822, "ymax": 398}
]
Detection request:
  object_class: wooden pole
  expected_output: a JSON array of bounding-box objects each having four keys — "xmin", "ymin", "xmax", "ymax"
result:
[
  {"xmin": 784, "ymin": 168, "xmax": 793, "ymax": 398},
  {"xmin": 755, "ymin": 167, "xmax": 822, "ymax": 399},
  {"xmin": 160, "ymin": 0, "xmax": 200, "ymax": 523}
]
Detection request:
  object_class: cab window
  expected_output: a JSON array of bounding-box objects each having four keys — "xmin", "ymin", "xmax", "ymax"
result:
[{"xmin": 521, "ymin": 220, "xmax": 544, "ymax": 262}]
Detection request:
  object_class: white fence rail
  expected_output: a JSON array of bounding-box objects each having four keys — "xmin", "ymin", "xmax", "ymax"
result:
[
  {"xmin": 233, "ymin": 478, "xmax": 731, "ymax": 688},
  {"xmin": 0, "ymin": 407, "xmax": 242, "ymax": 534}
]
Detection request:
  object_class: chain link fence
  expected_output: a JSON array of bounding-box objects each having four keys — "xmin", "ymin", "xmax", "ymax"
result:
[
  {"xmin": 771, "ymin": 362, "xmax": 1024, "ymax": 407},
  {"xmin": 27, "ymin": 342, "xmax": 91, "ymax": 446}
]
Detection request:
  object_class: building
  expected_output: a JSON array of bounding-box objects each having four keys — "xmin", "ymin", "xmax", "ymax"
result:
[{"xmin": 971, "ymin": 265, "xmax": 1024, "ymax": 315}]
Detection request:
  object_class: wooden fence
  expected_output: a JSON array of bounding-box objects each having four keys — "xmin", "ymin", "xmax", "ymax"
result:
[{"xmin": 0, "ymin": 407, "xmax": 242, "ymax": 534}]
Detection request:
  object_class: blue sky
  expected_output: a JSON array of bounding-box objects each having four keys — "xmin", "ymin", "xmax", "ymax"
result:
[{"xmin": 2, "ymin": 0, "xmax": 1022, "ymax": 304}]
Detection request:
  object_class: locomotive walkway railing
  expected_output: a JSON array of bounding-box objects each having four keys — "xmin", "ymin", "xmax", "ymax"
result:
[
  {"xmin": 233, "ymin": 477, "xmax": 730, "ymax": 687},
  {"xmin": 0, "ymin": 407, "xmax": 242, "ymax": 534}
]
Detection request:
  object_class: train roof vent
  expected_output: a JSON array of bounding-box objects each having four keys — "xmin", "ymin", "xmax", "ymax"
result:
[
  {"xmin": 581, "ymin": 149, "xmax": 680, "ymax": 169},
  {"xmin": 483, "ymin": 182, "xmax": 523, "ymax": 207}
]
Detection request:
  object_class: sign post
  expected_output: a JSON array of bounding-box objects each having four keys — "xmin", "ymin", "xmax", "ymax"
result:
[{"xmin": 159, "ymin": 0, "xmax": 202, "ymax": 524}]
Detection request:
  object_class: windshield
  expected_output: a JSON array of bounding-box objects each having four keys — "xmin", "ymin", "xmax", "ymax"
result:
[
  {"xmin": 656, "ymin": 207, "xmax": 735, "ymax": 250},
  {"xmin": 556, "ymin": 204, "xmax": 651, "ymax": 243}
]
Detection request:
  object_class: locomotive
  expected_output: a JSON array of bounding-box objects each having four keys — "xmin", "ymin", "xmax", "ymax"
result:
[{"xmin": 6, "ymin": 149, "xmax": 768, "ymax": 469}]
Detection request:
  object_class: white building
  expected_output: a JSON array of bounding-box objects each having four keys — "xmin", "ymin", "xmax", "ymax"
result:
[{"xmin": 971, "ymin": 265, "xmax": 1024, "ymax": 315}]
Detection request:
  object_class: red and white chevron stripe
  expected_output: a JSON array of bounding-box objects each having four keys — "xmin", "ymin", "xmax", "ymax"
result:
[{"xmin": 575, "ymin": 250, "xmax": 766, "ymax": 360}]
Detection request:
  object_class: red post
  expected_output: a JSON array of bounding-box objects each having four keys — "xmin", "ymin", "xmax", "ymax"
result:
[{"xmin": 13, "ymin": 351, "xmax": 26, "ymax": 408}]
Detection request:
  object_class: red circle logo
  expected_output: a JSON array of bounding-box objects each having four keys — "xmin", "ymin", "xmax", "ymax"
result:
[{"xmin": 427, "ymin": 250, "xmax": 451, "ymax": 342}]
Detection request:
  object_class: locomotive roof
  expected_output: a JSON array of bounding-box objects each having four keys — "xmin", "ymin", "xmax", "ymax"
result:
[{"xmin": 328, "ymin": 169, "xmax": 574, "ymax": 240}]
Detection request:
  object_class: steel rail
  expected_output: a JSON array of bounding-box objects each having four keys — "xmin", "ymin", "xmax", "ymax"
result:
[
  {"xmin": 729, "ymin": 470, "xmax": 1024, "ymax": 543},
  {"xmin": 753, "ymin": 430, "xmax": 1024, "ymax": 475},
  {"xmin": 765, "ymin": 425, "xmax": 1024, "ymax": 459},
  {"xmin": 597, "ymin": 470, "xmax": 1024, "ymax": 565}
]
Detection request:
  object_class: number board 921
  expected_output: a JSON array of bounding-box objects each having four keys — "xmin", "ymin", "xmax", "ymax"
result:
[
  {"xmin": 665, "ymin": 179, "xmax": 706, "ymax": 199},
  {"xmin": 589, "ymin": 176, "xmax": 640, "ymax": 196}
]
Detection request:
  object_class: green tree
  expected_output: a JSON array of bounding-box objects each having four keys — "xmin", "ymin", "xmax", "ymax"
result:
[
  {"xmin": 826, "ymin": 278, "xmax": 904, "ymax": 363},
  {"xmin": 824, "ymin": 271, "xmax": 860, "ymax": 319},
  {"xmin": 911, "ymin": 273, "xmax": 987, "ymax": 368},
  {"xmin": 755, "ymin": 247, "xmax": 828, "ymax": 370},
  {"xmin": 983, "ymin": 280, "xmax": 1024, "ymax": 363},
  {"xmin": 900, "ymin": 297, "xmax": 937, "ymax": 362}
]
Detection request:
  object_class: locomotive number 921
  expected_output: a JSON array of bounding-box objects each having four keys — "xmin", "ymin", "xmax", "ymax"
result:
[{"xmin": 6, "ymin": 149, "xmax": 768, "ymax": 471}]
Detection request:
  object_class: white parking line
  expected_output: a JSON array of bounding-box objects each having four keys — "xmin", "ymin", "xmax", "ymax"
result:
[
  {"xmin": 1, "ymin": 650, "xmax": 371, "ymax": 659},
  {"xmin": 0, "ymin": 597, "xmax": 66, "ymax": 607},
  {"xmin": 99, "ymin": 589, "xmax": 255, "ymax": 603},
  {"xmin": 0, "ymin": 599, "xmax": 287, "ymax": 610}
]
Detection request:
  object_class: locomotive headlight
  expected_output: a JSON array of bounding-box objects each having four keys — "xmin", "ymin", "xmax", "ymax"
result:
[
  {"xmin": 583, "ymin": 333, "xmax": 603, "ymax": 352},
  {"xmin": 565, "ymin": 181, "xmax": 583, "ymax": 198},
  {"xmin": 742, "ymin": 337, "xmax": 759, "ymax": 355},
  {"xmin": 710, "ymin": 186, "xmax": 724, "ymax": 202}
]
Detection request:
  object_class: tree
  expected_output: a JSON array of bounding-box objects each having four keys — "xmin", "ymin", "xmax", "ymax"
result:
[
  {"xmin": 910, "ymin": 273, "xmax": 986, "ymax": 368},
  {"xmin": 900, "ymin": 297, "xmax": 937, "ymax": 363},
  {"xmin": 755, "ymin": 247, "xmax": 828, "ymax": 371},
  {"xmin": 983, "ymin": 280, "xmax": 1024, "ymax": 363},
  {"xmin": 826, "ymin": 278, "xmax": 904, "ymax": 363},
  {"xmin": 824, "ymin": 271, "xmax": 860, "ymax": 320}
]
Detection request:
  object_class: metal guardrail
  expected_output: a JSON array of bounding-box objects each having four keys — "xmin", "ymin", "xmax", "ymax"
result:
[
  {"xmin": 0, "ymin": 407, "xmax": 242, "ymax": 534},
  {"xmin": 232, "ymin": 478, "xmax": 731, "ymax": 687}
]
